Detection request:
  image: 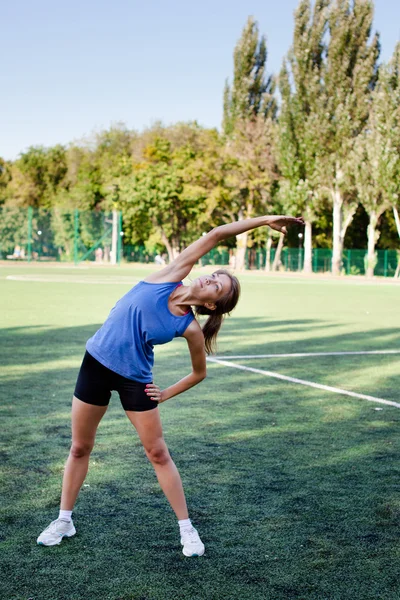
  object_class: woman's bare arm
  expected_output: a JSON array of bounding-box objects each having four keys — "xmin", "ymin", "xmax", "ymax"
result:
[
  {"xmin": 144, "ymin": 321, "xmax": 207, "ymax": 403},
  {"xmin": 144, "ymin": 215, "xmax": 304, "ymax": 283}
]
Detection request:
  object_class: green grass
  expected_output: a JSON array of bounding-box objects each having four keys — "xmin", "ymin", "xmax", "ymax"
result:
[{"xmin": 1, "ymin": 263, "xmax": 400, "ymax": 600}]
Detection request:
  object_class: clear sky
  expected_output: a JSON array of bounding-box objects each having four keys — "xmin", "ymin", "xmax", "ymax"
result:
[{"xmin": 1, "ymin": 0, "xmax": 399, "ymax": 160}]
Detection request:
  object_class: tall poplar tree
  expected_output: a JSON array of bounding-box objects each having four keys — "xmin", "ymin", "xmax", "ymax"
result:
[
  {"xmin": 382, "ymin": 44, "xmax": 400, "ymax": 248},
  {"xmin": 352, "ymin": 42, "xmax": 400, "ymax": 277},
  {"xmin": 278, "ymin": 0, "xmax": 329, "ymax": 273},
  {"xmin": 223, "ymin": 17, "xmax": 276, "ymax": 269},
  {"xmin": 223, "ymin": 17, "xmax": 275, "ymax": 135},
  {"xmin": 321, "ymin": 0, "xmax": 380, "ymax": 275}
]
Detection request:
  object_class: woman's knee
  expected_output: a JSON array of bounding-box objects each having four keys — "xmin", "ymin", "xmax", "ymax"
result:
[
  {"xmin": 70, "ymin": 440, "xmax": 93, "ymax": 459},
  {"xmin": 145, "ymin": 444, "xmax": 171, "ymax": 466}
]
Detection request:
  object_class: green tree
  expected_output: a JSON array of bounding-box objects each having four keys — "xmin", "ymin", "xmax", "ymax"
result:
[
  {"xmin": 352, "ymin": 43, "xmax": 400, "ymax": 277},
  {"xmin": 8, "ymin": 145, "xmax": 67, "ymax": 207},
  {"xmin": 119, "ymin": 129, "xmax": 220, "ymax": 262},
  {"xmin": 223, "ymin": 116, "xmax": 276, "ymax": 269},
  {"xmin": 0, "ymin": 158, "xmax": 11, "ymax": 205},
  {"xmin": 320, "ymin": 0, "xmax": 380, "ymax": 275},
  {"xmin": 223, "ymin": 16, "xmax": 277, "ymax": 269},
  {"xmin": 277, "ymin": 0, "xmax": 329, "ymax": 273},
  {"xmin": 0, "ymin": 205, "xmax": 29, "ymax": 256},
  {"xmin": 223, "ymin": 17, "xmax": 276, "ymax": 135},
  {"xmin": 382, "ymin": 44, "xmax": 400, "ymax": 253}
]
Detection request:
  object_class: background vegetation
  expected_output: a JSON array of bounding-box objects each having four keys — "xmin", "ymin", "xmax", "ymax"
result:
[{"xmin": 1, "ymin": 0, "xmax": 399, "ymax": 273}]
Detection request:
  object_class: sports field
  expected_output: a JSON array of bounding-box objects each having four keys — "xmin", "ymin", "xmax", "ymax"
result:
[{"xmin": 1, "ymin": 263, "xmax": 399, "ymax": 600}]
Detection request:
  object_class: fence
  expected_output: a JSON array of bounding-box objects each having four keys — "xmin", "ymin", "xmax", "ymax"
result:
[
  {"xmin": 243, "ymin": 247, "xmax": 399, "ymax": 277},
  {"xmin": 0, "ymin": 206, "xmax": 123, "ymax": 264},
  {"xmin": 123, "ymin": 246, "xmax": 400, "ymax": 276},
  {"xmin": 1, "ymin": 207, "xmax": 398, "ymax": 276}
]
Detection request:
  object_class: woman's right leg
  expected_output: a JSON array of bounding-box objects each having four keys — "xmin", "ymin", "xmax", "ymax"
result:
[
  {"xmin": 37, "ymin": 396, "xmax": 108, "ymax": 546},
  {"xmin": 60, "ymin": 396, "xmax": 108, "ymax": 510}
]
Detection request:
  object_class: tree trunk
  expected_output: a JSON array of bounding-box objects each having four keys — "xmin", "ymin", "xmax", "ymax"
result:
[
  {"xmin": 395, "ymin": 255, "xmax": 400, "ymax": 279},
  {"xmin": 366, "ymin": 211, "xmax": 379, "ymax": 278},
  {"xmin": 394, "ymin": 207, "xmax": 400, "ymax": 278},
  {"xmin": 331, "ymin": 188, "xmax": 343, "ymax": 276},
  {"xmin": 235, "ymin": 232, "xmax": 248, "ymax": 270},
  {"xmin": 331, "ymin": 188, "xmax": 357, "ymax": 276},
  {"xmin": 272, "ymin": 233, "xmax": 285, "ymax": 271},
  {"xmin": 265, "ymin": 232, "xmax": 272, "ymax": 272},
  {"xmin": 235, "ymin": 206, "xmax": 250, "ymax": 271},
  {"xmin": 393, "ymin": 206, "xmax": 400, "ymax": 238},
  {"xmin": 303, "ymin": 220, "xmax": 312, "ymax": 274},
  {"xmin": 160, "ymin": 230, "xmax": 178, "ymax": 263}
]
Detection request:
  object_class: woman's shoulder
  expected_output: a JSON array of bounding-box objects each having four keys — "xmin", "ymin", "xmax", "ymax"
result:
[{"xmin": 140, "ymin": 278, "xmax": 181, "ymax": 286}]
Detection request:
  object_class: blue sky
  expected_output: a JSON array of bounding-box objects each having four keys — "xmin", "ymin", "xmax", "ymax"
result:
[{"xmin": 1, "ymin": 0, "xmax": 399, "ymax": 160}]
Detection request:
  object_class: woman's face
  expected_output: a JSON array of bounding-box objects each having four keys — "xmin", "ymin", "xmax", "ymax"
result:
[{"xmin": 192, "ymin": 272, "xmax": 232, "ymax": 307}]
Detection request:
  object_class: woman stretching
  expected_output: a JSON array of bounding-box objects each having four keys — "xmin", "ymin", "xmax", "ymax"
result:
[{"xmin": 37, "ymin": 214, "xmax": 303, "ymax": 556}]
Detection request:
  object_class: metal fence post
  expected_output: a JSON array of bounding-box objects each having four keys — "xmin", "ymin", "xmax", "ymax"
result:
[
  {"xmin": 27, "ymin": 207, "xmax": 33, "ymax": 262},
  {"xmin": 74, "ymin": 209, "xmax": 79, "ymax": 265},
  {"xmin": 117, "ymin": 211, "xmax": 123, "ymax": 264}
]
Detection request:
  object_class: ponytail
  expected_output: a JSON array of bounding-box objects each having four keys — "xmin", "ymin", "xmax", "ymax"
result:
[
  {"xmin": 194, "ymin": 269, "xmax": 241, "ymax": 355},
  {"xmin": 194, "ymin": 306, "xmax": 224, "ymax": 354}
]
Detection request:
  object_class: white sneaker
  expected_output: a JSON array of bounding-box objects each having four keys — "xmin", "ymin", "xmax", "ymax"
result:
[
  {"xmin": 180, "ymin": 526, "xmax": 205, "ymax": 557},
  {"xmin": 37, "ymin": 518, "xmax": 76, "ymax": 546}
]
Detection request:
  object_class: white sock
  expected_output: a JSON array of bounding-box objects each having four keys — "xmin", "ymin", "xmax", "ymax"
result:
[
  {"xmin": 178, "ymin": 518, "xmax": 192, "ymax": 533},
  {"xmin": 59, "ymin": 509, "xmax": 72, "ymax": 522}
]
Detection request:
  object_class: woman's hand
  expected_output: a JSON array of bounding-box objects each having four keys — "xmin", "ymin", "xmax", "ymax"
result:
[
  {"xmin": 145, "ymin": 383, "xmax": 164, "ymax": 403},
  {"xmin": 267, "ymin": 215, "xmax": 305, "ymax": 235}
]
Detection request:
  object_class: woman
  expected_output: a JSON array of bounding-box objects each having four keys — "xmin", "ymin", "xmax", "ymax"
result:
[{"xmin": 37, "ymin": 214, "xmax": 303, "ymax": 556}]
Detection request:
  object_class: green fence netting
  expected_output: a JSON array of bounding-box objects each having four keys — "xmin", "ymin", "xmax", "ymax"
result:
[
  {"xmin": 0, "ymin": 207, "xmax": 123, "ymax": 264},
  {"xmin": 1, "ymin": 207, "xmax": 398, "ymax": 276},
  {"xmin": 246, "ymin": 247, "xmax": 399, "ymax": 276}
]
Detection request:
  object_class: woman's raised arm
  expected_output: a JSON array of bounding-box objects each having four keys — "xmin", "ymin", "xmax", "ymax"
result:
[{"xmin": 145, "ymin": 215, "xmax": 304, "ymax": 283}]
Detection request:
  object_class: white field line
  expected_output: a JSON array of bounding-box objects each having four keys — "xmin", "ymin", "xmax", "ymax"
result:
[
  {"xmin": 212, "ymin": 350, "xmax": 400, "ymax": 359},
  {"xmin": 206, "ymin": 357, "xmax": 400, "ymax": 409},
  {"xmin": 5, "ymin": 275, "xmax": 138, "ymax": 285}
]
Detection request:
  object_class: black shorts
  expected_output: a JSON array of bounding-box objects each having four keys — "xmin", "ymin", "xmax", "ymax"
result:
[{"xmin": 74, "ymin": 351, "xmax": 158, "ymax": 412}]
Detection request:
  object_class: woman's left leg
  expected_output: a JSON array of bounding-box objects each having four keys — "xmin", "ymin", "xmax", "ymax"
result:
[
  {"xmin": 125, "ymin": 407, "xmax": 188, "ymax": 520},
  {"xmin": 125, "ymin": 407, "xmax": 205, "ymax": 556}
]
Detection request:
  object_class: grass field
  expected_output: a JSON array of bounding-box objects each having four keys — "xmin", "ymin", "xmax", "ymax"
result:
[{"xmin": 1, "ymin": 263, "xmax": 400, "ymax": 600}]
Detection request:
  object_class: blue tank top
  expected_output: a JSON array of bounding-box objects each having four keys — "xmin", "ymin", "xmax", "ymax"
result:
[{"xmin": 86, "ymin": 281, "xmax": 195, "ymax": 382}]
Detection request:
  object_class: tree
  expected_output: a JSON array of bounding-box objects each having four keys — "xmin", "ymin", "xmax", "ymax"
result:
[
  {"xmin": 352, "ymin": 43, "xmax": 400, "ymax": 277},
  {"xmin": 0, "ymin": 204, "xmax": 29, "ymax": 255},
  {"xmin": 320, "ymin": 0, "xmax": 380, "ymax": 275},
  {"xmin": 223, "ymin": 17, "xmax": 276, "ymax": 136},
  {"xmin": 277, "ymin": 0, "xmax": 329, "ymax": 273},
  {"xmin": 223, "ymin": 116, "xmax": 276, "ymax": 269},
  {"xmin": 223, "ymin": 16, "xmax": 277, "ymax": 269},
  {"xmin": 381, "ymin": 44, "xmax": 400, "ymax": 252},
  {"xmin": 118, "ymin": 128, "xmax": 221, "ymax": 262},
  {"xmin": 0, "ymin": 158, "xmax": 11, "ymax": 205},
  {"xmin": 8, "ymin": 145, "xmax": 67, "ymax": 207}
]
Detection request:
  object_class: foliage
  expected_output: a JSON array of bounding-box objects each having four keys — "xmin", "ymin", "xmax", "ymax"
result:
[
  {"xmin": 1, "ymin": 6, "xmax": 400, "ymax": 263},
  {"xmin": 223, "ymin": 17, "xmax": 276, "ymax": 136},
  {"xmin": 277, "ymin": 0, "xmax": 328, "ymax": 219},
  {"xmin": 118, "ymin": 127, "xmax": 222, "ymax": 261},
  {"xmin": 319, "ymin": 0, "xmax": 380, "ymax": 273},
  {"xmin": 8, "ymin": 145, "xmax": 68, "ymax": 208}
]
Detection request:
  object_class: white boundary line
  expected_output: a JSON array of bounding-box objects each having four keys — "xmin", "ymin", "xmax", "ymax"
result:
[
  {"xmin": 213, "ymin": 350, "xmax": 400, "ymax": 359},
  {"xmin": 206, "ymin": 357, "xmax": 400, "ymax": 409},
  {"xmin": 5, "ymin": 275, "xmax": 138, "ymax": 285}
]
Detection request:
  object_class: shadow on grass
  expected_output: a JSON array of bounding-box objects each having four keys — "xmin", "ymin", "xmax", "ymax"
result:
[
  {"xmin": 0, "ymin": 324, "xmax": 102, "ymax": 367},
  {"xmin": 218, "ymin": 316, "xmax": 400, "ymax": 355},
  {"xmin": 1, "ymin": 319, "xmax": 400, "ymax": 599}
]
